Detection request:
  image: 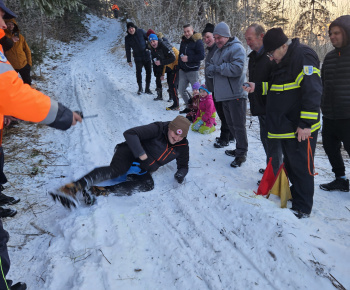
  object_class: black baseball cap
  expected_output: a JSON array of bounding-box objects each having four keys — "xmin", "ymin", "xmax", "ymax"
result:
[{"xmin": 0, "ymin": 0, "xmax": 17, "ymax": 19}]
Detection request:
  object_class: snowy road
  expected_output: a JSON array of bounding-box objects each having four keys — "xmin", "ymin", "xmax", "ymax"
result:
[{"xmin": 4, "ymin": 15, "xmax": 350, "ymax": 290}]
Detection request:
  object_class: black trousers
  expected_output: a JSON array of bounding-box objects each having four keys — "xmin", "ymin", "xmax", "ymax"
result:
[
  {"xmin": 167, "ymin": 69, "xmax": 179, "ymax": 106},
  {"xmin": 322, "ymin": 117, "xmax": 350, "ymax": 177},
  {"xmin": 16, "ymin": 64, "xmax": 31, "ymax": 85},
  {"xmin": 213, "ymin": 94, "xmax": 233, "ymax": 142},
  {"xmin": 259, "ymin": 116, "xmax": 283, "ymax": 175},
  {"xmin": 77, "ymin": 143, "xmax": 136, "ymax": 189},
  {"xmin": 222, "ymin": 99, "xmax": 248, "ymax": 157},
  {"xmin": 0, "ymin": 146, "xmax": 7, "ymax": 185},
  {"xmin": 0, "ymin": 220, "xmax": 10, "ymax": 290},
  {"xmin": 135, "ymin": 60, "xmax": 152, "ymax": 87},
  {"xmin": 282, "ymin": 131, "xmax": 318, "ymax": 214}
]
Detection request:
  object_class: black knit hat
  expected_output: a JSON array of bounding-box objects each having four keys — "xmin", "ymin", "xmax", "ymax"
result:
[
  {"xmin": 263, "ymin": 28, "xmax": 288, "ymax": 52},
  {"xmin": 202, "ymin": 23, "xmax": 215, "ymax": 35},
  {"xmin": 127, "ymin": 22, "xmax": 136, "ymax": 29}
]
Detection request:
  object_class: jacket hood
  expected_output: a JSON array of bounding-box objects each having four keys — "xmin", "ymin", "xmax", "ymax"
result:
[
  {"xmin": 181, "ymin": 32, "xmax": 202, "ymax": 42},
  {"xmin": 329, "ymin": 15, "xmax": 350, "ymax": 43},
  {"xmin": 221, "ymin": 36, "xmax": 241, "ymax": 49},
  {"xmin": 4, "ymin": 18, "xmax": 19, "ymax": 32}
]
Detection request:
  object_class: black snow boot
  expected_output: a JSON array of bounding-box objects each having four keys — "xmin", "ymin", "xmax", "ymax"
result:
[
  {"xmin": 11, "ymin": 282, "xmax": 27, "ymax": 290},
  {"xmin": 320, "ymin": 178, "xmax": 349, "ymax": 192},
  {"xmin": 145, "ymin": 83, "xmax": 153, "ymax": 94},
  {"xmin": 154, "ymin": 88, "xmax": 163, "ymax": 100},
  {"xmin": 0, "ymin": 185, "xmax": 20, "ymax": 206},
  {"xmin": 230, "ymin": 156, "xmax": 246, "ymax": 168},
  {"xmin": 137, "ymin": 83, "xmax": 143, "ymax": 95},
  {"xmin": 0, "ymin": 206, "xmax": 17, "ymax": 218}
]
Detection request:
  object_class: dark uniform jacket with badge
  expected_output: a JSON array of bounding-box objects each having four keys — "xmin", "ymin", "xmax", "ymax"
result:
[
  {"xmin": 123, "ymin": 121, "xmax": 189, "ymax": 176},
  {"xmin": 247, "ymin": 47, "xmax": 274, "ymax": 116},
  {"xmin": 178, "ymin": 32, "xmax": 205, "ymax": 72},
  {"xmin": 321, "ymin": 16, "xmax": 350, "ymax": 120},
  {"xmin": 257, "ymin": 38, "xmax": 322, "ymax": 138},
  {"xmin": 125, "ymin": 27, "xmax": 151, "ymax": 63}
]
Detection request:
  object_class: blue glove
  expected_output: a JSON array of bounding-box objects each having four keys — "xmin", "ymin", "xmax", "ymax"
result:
[{"xmin": 193, "ymin": 120, "xmax": 203, "ymax": 131}]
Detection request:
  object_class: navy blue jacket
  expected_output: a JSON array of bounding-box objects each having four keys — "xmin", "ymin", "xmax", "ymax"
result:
[
  {"xmin": 178, "ymin": 32, "xmax": 204, "ymax": 72},
  {"xmin": 125, "ymin": 27, "xmax": 151, "ymax": 62}
]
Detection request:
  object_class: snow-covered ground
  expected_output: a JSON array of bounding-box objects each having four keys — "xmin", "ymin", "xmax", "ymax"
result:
[{"xmin": 3, "ymin": 15, "xmax": 350, "ymax": 290}]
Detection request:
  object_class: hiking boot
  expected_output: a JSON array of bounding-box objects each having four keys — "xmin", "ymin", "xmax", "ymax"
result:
[
  {"xmin": 59, "ymin": 182, "xmax": 82, "ymax": 198},
  {"xmin": 230, "ymin": 156, "xmax": 246, "ymax": 168},
  {"xmin": 214, "ymin": 139, "xmax": 229, "ymax": 148},
  {"xmin": 259, "ymin": 168, "xmax": 265, "ymax": 174},
  {"xmin": 0, "ymin": 207, "xmax": 17, "ymax": 218},
  {"xmin": 319, "ymin": 178, "xmax": 349, "ymax": 192},
  {"xmin": 167, "ymin": 98, "xmax": 172, "ymax": 102},
  {"xmin": 153, "ymin": 96, "xmax": 163, "ymax": 101},
  {"xmin": 225, "ymin": 149, "xmax": 236, "ymax": 157},
  {"xmin": 290, "ymin": 208, "xmax": 310, "ymax": 219},
  {"xmin": 137, "ymin": 88, "xmax": 143, "ymax": 95},
  {"xmin": 216, "ymin": 137, "xmax": 235, "ymax": 143},
  {"xmin": 179, "ymin": 108, "xmax": 191, "ymax": 114},
  {"xmin": 166, "ymin": 104, "xmax": 179, "ymax": 111},
  {"xmin": 11, "ymin": 282, "xmax": 27, "ymax": 290},
  {"xmin": 145, "ymin": 88, "xmax": 153, "ymax": 95},
  {"xmin": 0, "ymin": 192, "xmax": 20, "ymax": 206}
]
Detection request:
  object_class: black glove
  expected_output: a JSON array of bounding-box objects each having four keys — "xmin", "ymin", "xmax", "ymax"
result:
[{"xmin": 174, "ymin": 171, "xmax": 186, "ymax": 184}]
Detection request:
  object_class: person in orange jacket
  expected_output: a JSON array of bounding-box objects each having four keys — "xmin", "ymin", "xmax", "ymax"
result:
[
  {"xmin": 0, "ymin": 2, "xmax": 82, "ymax": 289},
  {"xmin": 111, "ymin": 4, "xmax": 119, "ymax": 19},
  {"xmin": 4, "ymin": 18, "xmax": 32, "ymax": 85}
]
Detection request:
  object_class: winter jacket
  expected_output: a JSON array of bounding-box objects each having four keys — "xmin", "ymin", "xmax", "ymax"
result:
[
  {"xmin": 125, "ymin": 27, "xmax": 151, "ymax": 62},
  {"xmin": 204, "ymin": 43, "xmax": 218, "ymax": 93},
  {"xmin": 208, "ymin": 37, "xmax": 248, "ymax": 101},
  {"xmin": 4, "ymin": 19, "xmax": 32, "ymax": 70},
  {"xmin": 149, "ymin": 38, "xmax": 179, "ymax": 75},
  {"xmin": 256, "ymin": 38, "xmax": 322, "ymax": 139},
  {"xmin": 247, "ymin": 46, "xmax": 274, "ymax": 116},
  {"xmin": 0, "ymin": 29, "xmax": 73, "ymax": 136},
  {"xmin": 123, "ymin": 121, "xmax": 189, "ymax": 177},
  {"xmin": 321, "ymin": 16, "xmax": 350, "ymax": 120},
  {"xmin": 186, "ymin": 94, "xmax": 200, "ymax": 122},
  {"xmin": 178, "ymin": 32, "xmax": 204, "ymax": 72},
  {"xmin": 194, "ymin": 94, "xmax": 217, "ymax": 128}
]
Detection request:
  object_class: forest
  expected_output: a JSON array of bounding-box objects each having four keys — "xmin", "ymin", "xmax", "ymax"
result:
[{"xmin": 4, "ymin": 0, "xmax": 350, "ymax": 68}]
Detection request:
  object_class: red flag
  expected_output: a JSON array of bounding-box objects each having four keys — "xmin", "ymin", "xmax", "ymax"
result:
[{"xmin": 256, "ymin": 158, "xmax": 275, "ymax": 196}]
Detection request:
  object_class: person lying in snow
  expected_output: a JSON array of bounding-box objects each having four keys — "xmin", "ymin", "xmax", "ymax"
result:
[
  {"xmin": 191, "ymin": 84, "xmax": 216, "ymax": 134},
  {"xmin": 51, "ymin": 116, "xmax": 191, "ymax": 208}
]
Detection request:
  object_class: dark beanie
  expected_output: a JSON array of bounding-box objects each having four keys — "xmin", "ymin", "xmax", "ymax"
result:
[
  {"xmin": 169, "ymin": 116, "xmax": 191, "ymax": 138},
  {"xmin": 329, "ymin": 15, "xmax": 350, "ymax": 41},
  {"xmin": 202, "ymin": 23, "xmax": 215, "ymax": 35},
  {"xmin": 263, "ymin": 28, "xmax": 288, "ymax": 52},
  {"xmin": 127, "ymin": 22, "xmax": 136, "ymax": 29}
]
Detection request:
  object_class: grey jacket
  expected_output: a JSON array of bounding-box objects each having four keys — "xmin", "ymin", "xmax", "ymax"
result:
[{"xmin": 208, "ymin": 37, "xmax": 247, "ymax": 102}]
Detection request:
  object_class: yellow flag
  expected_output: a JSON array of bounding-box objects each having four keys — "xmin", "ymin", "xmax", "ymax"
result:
[{"xmin": 269, "ymin": 165, "xmax": 292, "ymax": 208}]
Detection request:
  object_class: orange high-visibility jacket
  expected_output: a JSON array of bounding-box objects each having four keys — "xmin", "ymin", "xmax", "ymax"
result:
[
  {"xmin": 112, "ymin": 4, "xmax": 119, "ymax": 10},
  {"xmin": 0, "ymin": 29, "xmax": 62, "ymax": 131}
]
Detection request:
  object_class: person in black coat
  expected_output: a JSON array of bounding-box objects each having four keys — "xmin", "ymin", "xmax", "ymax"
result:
[
  {"xmin": 149, "ymin": 33, "xmax": 180, "ymax": 109},
  {"xmin": 125, "ymin": 22, "xmax": 152, "ymax": 95},
  {"xmin": 54, "ymin": 116, "xmax": 191, "ymax": 206},
  {"xmin": 244, "ymin": 23, "xmax": 282, "ymax": 175},
  {"xmin": 319, "ymin": 15, "xmax": 350, "ymax": 192}
]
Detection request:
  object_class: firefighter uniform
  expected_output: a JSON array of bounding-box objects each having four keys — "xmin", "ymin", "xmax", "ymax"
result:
[{"xmin": 258, "ymin": 38, "xmax": 322, "ymax": 215}]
